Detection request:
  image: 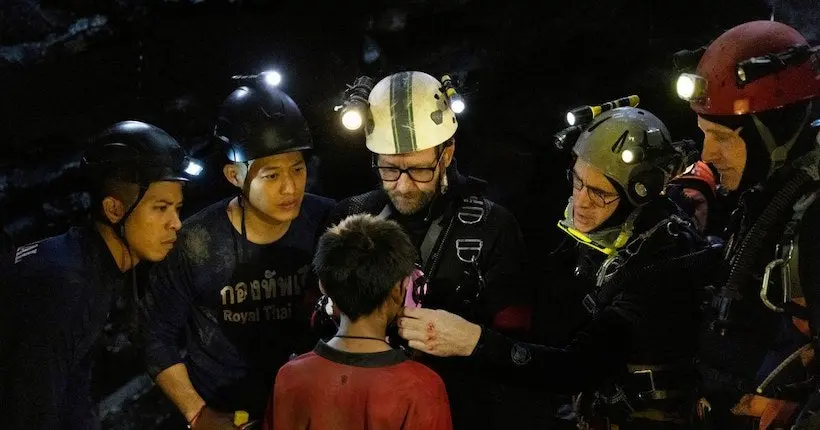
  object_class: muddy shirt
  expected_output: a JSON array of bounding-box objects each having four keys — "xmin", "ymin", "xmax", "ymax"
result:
[
  {"xmin": 141, "ymin": 194, "xmax": 334, "ymax": 417},
  {"xmin": 264, "ymin": 341, "xmax": 452, "ymax": 430}
]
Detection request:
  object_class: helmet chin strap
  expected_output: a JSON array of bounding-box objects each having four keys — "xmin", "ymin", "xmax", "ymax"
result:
[
  {"xmin": 99, "ymin": 185, "xmax": 147, "ymax": 271},
  {"xmin": 557, "ymin": 198, "xmax": 640, "ymax": 256},
  {"xmin": 233, "ymin": 160, "xmax": 253, "ymax": 265},
  {"xmin": 104, "ymin": 186, "xmax": 147, "ymax": 339},
  {"xmin": 752, "ymin": 102, "xmax": 812, "ymax": 177}
]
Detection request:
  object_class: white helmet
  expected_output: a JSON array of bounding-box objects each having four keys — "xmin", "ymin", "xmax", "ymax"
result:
[{"xmin": 365, "ymin": 71, "xmax": 458, "ymax": 155}]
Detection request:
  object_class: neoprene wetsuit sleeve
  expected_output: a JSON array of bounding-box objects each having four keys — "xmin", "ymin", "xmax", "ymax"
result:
[
  {"xmin": 140, "ymin": 242, "xmax": 196, "ymax": 378},
  {"xmin": 471, "ymin": 290, "xmax": 641, "ymax": 394},
  {"xmin": 480, "ymin": 204, "xmax": 532, "ymax": 333}
]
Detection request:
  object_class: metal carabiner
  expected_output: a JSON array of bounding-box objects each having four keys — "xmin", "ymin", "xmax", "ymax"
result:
[{"xmin": 760, "ymin": 258, "xmax": 788, "ymax": 312}]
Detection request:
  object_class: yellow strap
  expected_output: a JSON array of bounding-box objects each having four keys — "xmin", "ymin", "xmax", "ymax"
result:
[{"xmin": 557, "ymin": 221, "xmax": 615, "ymax": 255}]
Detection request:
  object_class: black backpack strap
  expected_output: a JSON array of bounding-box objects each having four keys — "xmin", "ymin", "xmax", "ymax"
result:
[
  {"xmin": 420, "ymin": 212, "xmax": 448, "ymax": 266},
  {"xmin": 583, "ymin": 215, "xmax": 711, "ymax": 315}
]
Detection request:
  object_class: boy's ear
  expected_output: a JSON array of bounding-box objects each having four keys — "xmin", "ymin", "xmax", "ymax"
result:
[
  {"xmin": 390, "ymin": 278, "xmax": 407, "ymax": 306},
  {"xmin": 318, "ymin": 280, "xmax": 326, "ymax": 295}
]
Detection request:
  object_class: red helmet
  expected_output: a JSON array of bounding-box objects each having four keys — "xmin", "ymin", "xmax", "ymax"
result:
[
  {"xmin": 670, "ymin": 161, "xmax": 717, "ymax": 198},
  {"xmin": 682, "ymin": 20, "xmax": 820, "ymax": 116}
]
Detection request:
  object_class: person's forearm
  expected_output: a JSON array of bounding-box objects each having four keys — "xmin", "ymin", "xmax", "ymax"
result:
[
  {"xmin": 155, "ymin": 363, "xmax": 206, "ymax": 422},
  {"xmin": 471, "ymin": 309, "xmax": 632, "ymax": 394}
]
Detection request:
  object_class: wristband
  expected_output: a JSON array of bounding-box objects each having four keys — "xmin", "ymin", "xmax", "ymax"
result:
[{"xmin": 187, "ymin": 404, "xmax": 207, "ymax": 429}]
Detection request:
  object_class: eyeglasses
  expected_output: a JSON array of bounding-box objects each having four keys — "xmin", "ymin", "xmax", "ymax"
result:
[
  {"xmin": 374, "ymin": 151, "xmax": 444, "ymax": 183},
  {"xmin": 568, "ymin": 169, "xmax": 620, "ymax": 208}
]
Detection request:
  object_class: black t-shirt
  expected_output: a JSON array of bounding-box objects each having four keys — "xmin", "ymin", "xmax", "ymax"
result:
[
  {"xmin": 141, "ymin": 194, "xmax": 334, "ymax": 416},
  {"xmin": 1, "ymin": 225, "xmax": 124, "ymax": 430}
]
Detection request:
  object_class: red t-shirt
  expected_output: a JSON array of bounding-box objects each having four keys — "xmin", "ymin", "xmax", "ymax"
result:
[{"xmin": 263, "ymin": 341, "xmax": 452, "ymax": 430}]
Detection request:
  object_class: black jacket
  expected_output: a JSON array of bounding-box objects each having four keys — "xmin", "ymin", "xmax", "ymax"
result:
[
  {"xmin": 696, "ymin": 133, "xmax": 820, "ymax": 425},
  {"xmin": 326, "ymin": 167, "xmax": 530, "ymax": 328},
  {"xmin": 470, "ymin": 197, "xmax": 715, "ymax": 395}
]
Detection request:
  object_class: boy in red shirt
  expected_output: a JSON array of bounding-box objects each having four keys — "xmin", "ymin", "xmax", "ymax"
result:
[{"xmin": 263, "ymin": 214, "xmax": 451, "ymax": 430}]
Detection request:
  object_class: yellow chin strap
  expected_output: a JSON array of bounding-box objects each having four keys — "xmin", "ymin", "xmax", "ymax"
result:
[
  {"xmin": 557, "ymin": 200, "xmax": 639, "ymax": 256},
  {"xmin": 557, "ymin": 221, "xmax": 631, "ymax": 256}
]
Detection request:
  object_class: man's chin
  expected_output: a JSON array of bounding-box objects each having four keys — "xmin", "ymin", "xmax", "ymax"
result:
[
  {"xmin": 140, "ymin": 249, "xmax": 170, "ymax": 263},
  {"xmin": 265, "ymin": 209, "xmax": 300, "ymax": 224},
  {"xmin": 388, "ymin": 196, "xmax": 423, "ymax": 215},
  {"xmin": 574, "ymin": 225, "xmax": 594, "ymax": 234},
  {"xmin": 393, "ymin": 202, "xmax": 423, "ymax": 215},
  {"xmin": 254, "ymin": 202, "xmax": 301, "ymax": 224},
  {"xmin": 715, "ymin": 169, "xmax": 739, "ymax": 191},
  {"xmin": 723, "ymin": 178, "xmax": 740, "ymax": 192}
]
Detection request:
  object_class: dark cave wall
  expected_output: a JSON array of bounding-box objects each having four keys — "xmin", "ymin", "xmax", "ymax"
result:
[{"xmin": 0, "ymin": 0, "xmax": 782, "ymax": 252}]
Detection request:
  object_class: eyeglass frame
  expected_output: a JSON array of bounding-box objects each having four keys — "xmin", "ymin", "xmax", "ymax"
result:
[
  {"xmin": 567, "ymin": 168, "xmax": 620, "ymax": 208},
  {"xmin": 372, "ymin": 149, "xmax": 446, "ymax": 183}
]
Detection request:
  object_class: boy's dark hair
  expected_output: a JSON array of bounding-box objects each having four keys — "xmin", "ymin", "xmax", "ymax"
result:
[{"xmin": 313, "ymin": 214, "xmax": 417, "ymax": 321}]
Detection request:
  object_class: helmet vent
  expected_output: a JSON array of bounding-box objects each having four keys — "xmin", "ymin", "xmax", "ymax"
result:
[
  {"xmin": 587, "ymin": 115, "xmax": 613, "ymax": 132},
  {"xmin": 430, "ymin": 110, "xmax": 444, "ymax": 125},
  {"xmin": 611, "ymin": 130, "xmax": 629, "ymax": 153}
]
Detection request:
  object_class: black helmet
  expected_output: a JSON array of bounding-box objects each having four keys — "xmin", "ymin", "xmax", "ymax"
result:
[
  {"xmin": 83, "ymin": 120, "xmax": 190, "ymax": 185},
  {"xmin": 213, "ymin": 85, "xmax": 313, "ymax": 163}
]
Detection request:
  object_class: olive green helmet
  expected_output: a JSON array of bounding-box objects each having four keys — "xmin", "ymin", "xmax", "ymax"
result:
[{"xmin": 573, "ymin": 107, "xmax": 684, "ymax": 206}]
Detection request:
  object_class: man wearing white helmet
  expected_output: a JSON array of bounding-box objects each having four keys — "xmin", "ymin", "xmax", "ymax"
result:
[{"xmin": 325, "ymin": 71, "xmax": 531, "ymax": 429}]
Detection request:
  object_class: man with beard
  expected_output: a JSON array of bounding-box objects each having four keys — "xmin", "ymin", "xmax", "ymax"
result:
[{"xmin": 325, "ymin": 71, "xmax": 531, "ymax": 429}]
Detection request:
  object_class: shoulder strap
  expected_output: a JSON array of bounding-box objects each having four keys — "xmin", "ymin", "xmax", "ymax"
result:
[
  {"xmin": 423, "ymin": 195, "xmax": 488, "ymax": 272},
  {"xmin": 420, "ymin": 213, "xmax": 447, "ymax": 265},
  {"xmin": 762, "ymin": 190, "xmax": 820, "ymax": 315},
  {"xmin": 781, "ymin": 191, "xmax": 819, "ymax": 243},
  {"xmin": 380, "ymin": 195, "xmax": 489, "ymax": 272},
  {"xmin": 583, "ymin": 215, "xmax": 703, "ymax": 315}
]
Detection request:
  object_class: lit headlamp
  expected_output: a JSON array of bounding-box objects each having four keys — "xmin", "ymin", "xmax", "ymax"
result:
[
  {"xmin": 620, "ymin": 147, "xmax": 644, "ymax": 164},
  {"xmin": 184, "ymin": 158, "xmax": 203, "ymax": 176},
  {"xmin": 231, "ymin": 69, "xmax": 283, "ymax": 87},
  {"xmin": 335, "ymin": 76, "xmax": 374, "ymax": 131},
  {"xmin": 441, "ymin": 74, "xmax": 466, "ymax": 114},
  {"xmin": 676, "ymin": 73, "xmax": 708, "ymax": 102},
  {"xmin": 556, "ymin": 94, "xmax": 640, "ymax": 154},
  {"xmin": 565, "ymin": 95, "xmax": 640, "ymax": 126}
]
